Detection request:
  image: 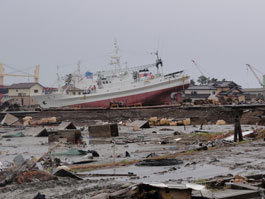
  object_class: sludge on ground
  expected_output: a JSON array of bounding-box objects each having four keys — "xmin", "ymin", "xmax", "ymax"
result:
[{"xmin": 0, "ymin": 123, "xmax": 265, "ymax": 198}]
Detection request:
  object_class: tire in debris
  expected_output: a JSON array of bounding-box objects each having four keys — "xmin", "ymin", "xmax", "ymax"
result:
[{"xmin": 136, "ymin": 158, "xmax": 183, "ymax": 166}]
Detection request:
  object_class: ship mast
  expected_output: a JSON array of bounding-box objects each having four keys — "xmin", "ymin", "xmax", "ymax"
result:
[
  {"xmin": 154, "ymin": 50, "xmax": 163, "ymax": 75},
  {"xmin": 56, "ymin": 65, "xmax": 63, "ymax": 93},
  {"xmin": 110, "ymin": 40, "xmax": 121, "ymax": 74}
]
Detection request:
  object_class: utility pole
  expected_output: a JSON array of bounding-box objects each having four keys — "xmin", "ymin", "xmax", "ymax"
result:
[{"xmin": 234, "ymin": 111, "xmax": 243, "ymax": 142}]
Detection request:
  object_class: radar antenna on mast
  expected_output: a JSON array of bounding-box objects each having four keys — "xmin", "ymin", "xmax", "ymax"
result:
[{"xmin": 151, "ymin": 50, "xmax": 163, "ymax": 69}]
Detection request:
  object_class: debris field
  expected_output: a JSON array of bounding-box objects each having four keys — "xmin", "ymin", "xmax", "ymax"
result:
[{"xmin": 0, "ymin": 108, "xmax": 265, "ymax": 199}]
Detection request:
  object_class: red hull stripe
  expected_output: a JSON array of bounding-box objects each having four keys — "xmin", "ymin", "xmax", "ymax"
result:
[{"xmin": 69, "ymin": 84, "xmax": 189, "ymax": 108}]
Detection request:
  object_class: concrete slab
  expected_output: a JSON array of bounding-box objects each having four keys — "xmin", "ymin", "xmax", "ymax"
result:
[
  {"xmin": 130, "ymin": 120, "xmax": 150, "ymax": 128},
  {"xmin": 88, "ymin": 123, "xmax": 119, "ymax": 138},
  {"xmin": 1, "ymin": 113, "xmax": 19, "ymax": 126},
  {"xmin": 57, "ymin": 121, "xmax": 77, "ymax": 130},
  {"xmin": 24, "ymin": 127, "xmax": 48, "ymax": 137}
]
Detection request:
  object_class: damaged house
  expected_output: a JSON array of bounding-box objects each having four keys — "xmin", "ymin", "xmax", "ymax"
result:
[
  {"xmin": 185, "ymin": 81, "xmax": 245, "ymax": 104},
  {"xmin": 242, "ymin": 87, "xmax": 265, "ymax": 102}
]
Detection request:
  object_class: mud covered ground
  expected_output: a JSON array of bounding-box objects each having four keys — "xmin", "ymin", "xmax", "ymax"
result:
[{"xmin": 0, "ymin": 124, "xmax": 265, "ymax": 198}]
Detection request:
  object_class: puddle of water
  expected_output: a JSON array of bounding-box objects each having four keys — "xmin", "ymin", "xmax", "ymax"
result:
[{"xmin": 86, "ymin": 164, "xmax": 239, "ymax": 183}]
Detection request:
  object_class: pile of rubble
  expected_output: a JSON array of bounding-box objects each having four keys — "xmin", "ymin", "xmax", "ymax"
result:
[
  {"xmin": 1, "ymin": 111, "xmax": 265, "ymax": 198},
  {"xmin": 148, "ymin": 117, "xmax": 191, "ymax": 126}
]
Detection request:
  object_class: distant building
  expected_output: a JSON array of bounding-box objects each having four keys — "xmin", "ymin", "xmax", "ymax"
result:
[
  {"xmin": 44, "ymin": 87, "xmax": 58, "ymax": 94},
  {"xmin": 185, "ymin": 84, "xmax": 216, "ymax": 101},
  {"xmin": 62, "ymin": 85, "xmax": 84, "ymax": 96},
  {"xmin": 8, "ymin": 82, "xmax": 44, "ymax": 106},
  {"xmin": 215, "ymin": 81, "xmax": 245, "ymax": 103},
  {"xmin": 242, "ymin": 88, "xmax": 265, "ymax": 102},
  {"xmin": 184, "ymin": 81, "xmax": 245, "ymax": 104}
]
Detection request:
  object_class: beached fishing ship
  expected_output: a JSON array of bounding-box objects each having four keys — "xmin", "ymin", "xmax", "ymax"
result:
[{"xmin": 33, "ymin": 41, "xmax": 190, "ymax": 108}]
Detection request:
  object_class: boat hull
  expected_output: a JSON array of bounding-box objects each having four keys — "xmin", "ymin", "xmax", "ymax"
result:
[
  {"xmin": 33, "ymin": 76, "xmax": 190, "ymax": 108},
  {"xmin": 69, "ymin": 83, "xmax": 189, "ymax": 108}
]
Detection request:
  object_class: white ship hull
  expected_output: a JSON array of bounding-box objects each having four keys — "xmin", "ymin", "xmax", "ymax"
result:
[{"xmin": 34, "ymin": 75, "xmax": 190, "ymax": 108}]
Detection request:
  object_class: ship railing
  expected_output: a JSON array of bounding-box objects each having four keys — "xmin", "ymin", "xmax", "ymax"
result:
[
  {"xmin": 164, "ymin": 70, "xmax": 184, "ymax": 78},
  {"xmin": 94, "ymin": 63, "xmax": 157, "ymax": 76}
]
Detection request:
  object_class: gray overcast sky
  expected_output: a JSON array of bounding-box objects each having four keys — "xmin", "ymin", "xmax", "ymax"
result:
[{"xmin": 1, "ymin": 0, "xmax": 265, "ymax": 88}]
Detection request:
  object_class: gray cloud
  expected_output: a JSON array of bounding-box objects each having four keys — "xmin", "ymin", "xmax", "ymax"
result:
[{"xmin": 0, "ymin": 0, "xmax": 264, "ymax": 87}]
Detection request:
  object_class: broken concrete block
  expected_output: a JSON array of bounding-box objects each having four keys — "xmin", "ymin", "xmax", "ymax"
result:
[
  {"xmin": 130, "ymin": 120, "xmax": 150, "ymax": 129},
  {"xmin": 57, "ymin": 121, "xmax": 77, "ymax": 130},
  {"xmin": 1, "ymin": 113, "xmax": 19, "ymax": 126},
  {"xmin": 88, "ymin": 123, "xmax": 119, "ymax": 138},
  {"xmin": 24, "ymin": 127, "xmax": 48, "ymax": 137},
  {"xmin": 48, "ymin": 129, "xmax": 81, "ymax": 144}
]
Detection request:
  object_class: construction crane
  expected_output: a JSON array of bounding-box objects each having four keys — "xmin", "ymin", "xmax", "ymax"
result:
[
  {"xmin": 0, "ymin": 63, "xmax": 39, "ymax": 86},
  {"xmin": 246, "ymin": 64, "xmax": 265, "ymax": 88},
  {"xmin": 191, "ymin": 59, "xmax": 205, "ymax": 76}
]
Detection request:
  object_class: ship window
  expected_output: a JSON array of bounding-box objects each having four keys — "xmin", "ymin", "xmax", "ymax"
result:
[
  {"xmin": 73, "ymin": 92, "xmax": 76, "ymax": 95},
  {"xmin": 34, "ymin": 89, "xmax": 38, "ymax": 93},
  {"xmin": 16, "ymin": 89, "xmax": 18, "ymax": 92},
  {"xmin": 103, "ymin": 81, "xmax": 105, "ymax": 84},
  {"xmin": 78, "ymin": 92, "xmax": 81, "ymax": 95},
  {"xmin": 106, "ymin": 81, "xmax": 108, "ymax": 84}
]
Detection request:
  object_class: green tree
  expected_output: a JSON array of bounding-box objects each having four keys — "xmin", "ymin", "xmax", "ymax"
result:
[
  {"xmin": 209, "ymin": 78, "xmax": 218, "ymax": 84},
  {"xmin": 190, "ymin": 79, "xmax": 196, "ymax": 86},
  {"xmin": 197, "ymin": 75, "xmax": 208, "ymax": 85}
]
